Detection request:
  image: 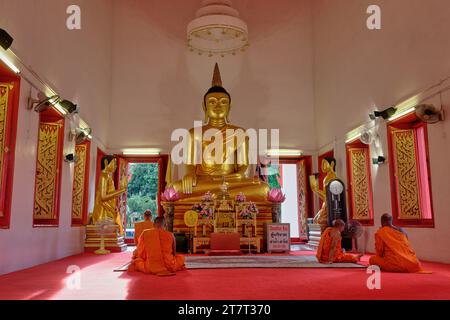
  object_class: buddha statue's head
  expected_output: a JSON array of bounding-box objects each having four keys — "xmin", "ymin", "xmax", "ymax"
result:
[
  {"xmin": 101, "ymin": 155, "xmax": 117, "ymax": 174},
  {"xmin": 203, "ymin": 63, "xmax": 231, "ymax": 125},
  {"xmin": 322, "ymin": 157, "xmax": 336, "ymax": 173}
]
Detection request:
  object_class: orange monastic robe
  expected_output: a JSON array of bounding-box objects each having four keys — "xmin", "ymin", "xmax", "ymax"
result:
[
  {"xmin": 316, "ymin": 227, "xmax": 358, "ymax": 263},
  {"xmin": 129, "ymin": 228, "xmax": 185, "ymax": 275},
  {"xmin": 134, "ymin": 220, "xmax": 154, "ymax": 245},
  {"xmin": 369, "ymin": 226, "xmax": 423, "ymax": 273}
]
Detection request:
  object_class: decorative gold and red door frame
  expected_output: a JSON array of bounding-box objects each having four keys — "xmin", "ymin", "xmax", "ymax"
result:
[
  {"xmin": 33, "ymin": 109, "xmax": 65, "ymax": 227},
  {"xmin": 0, "ymin": 71, "xmax": 20, "ymax": 229},
  {"xmin": 71, "ymin": 140, "xmax": 91, "ymax": 226}
]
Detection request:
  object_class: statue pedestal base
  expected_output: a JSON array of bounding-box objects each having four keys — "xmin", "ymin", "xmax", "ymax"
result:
[
  {"xmin": 84, "ymin": 225, "xmax": 127, "ymax": 253},
  {"xmin": 173, "ymin": 200, "xmax": 272, "ymax": 252}
]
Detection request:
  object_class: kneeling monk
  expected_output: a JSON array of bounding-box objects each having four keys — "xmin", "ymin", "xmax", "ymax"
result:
[
  {"xmin": 369, "ymin": 214, "xmax": 425, "ymax": 273},
  {"xmin": 316, "ymin": 219, "xmax": 361, "ymax": 264},
  {"xmin": 129, "ymin": 217, "xmax": 185, "ymax": 275}
]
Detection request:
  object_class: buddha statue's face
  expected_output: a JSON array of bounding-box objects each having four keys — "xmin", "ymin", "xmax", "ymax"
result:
[
  {"xmin": 104, "ymin": 158, "xmax": 117, "ymax": 173},
  {"xmin": 205, "ymin": 92, "xmax": 230, "ymax": 121},
  {"xmin": 322, "ymin": 159, "xmax": 334, "ymax": 173}
]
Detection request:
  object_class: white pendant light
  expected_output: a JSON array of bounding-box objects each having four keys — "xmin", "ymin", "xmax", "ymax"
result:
[{"xmin": 187, "ymin": 0, "xmax": 249, "ymax": 57}]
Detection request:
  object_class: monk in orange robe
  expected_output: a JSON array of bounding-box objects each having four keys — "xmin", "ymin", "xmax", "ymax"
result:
[
  {"xmin": 369, "ymin": 214, "xmax": 426, "ymax": 273},
  {"xmin": 129, "ymin": 216, "xmax": 185, "ymax": 276},
  {"xmin": 134, "ymin": 210, "xmax": 154, "ymax": 245},
  {"xmin": 316, "ymin": 219, "xmax": 362, "ymax": 264}
]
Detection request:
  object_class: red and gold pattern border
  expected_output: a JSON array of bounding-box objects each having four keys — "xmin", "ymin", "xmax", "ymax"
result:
[
  {"xmin": 392, "ymin": 129, "xmax": 421, "ymax": 219},
  {"xmin": 0, "ymin": 83, "xmax": 10, "ymax": 215},
  {"xmin": 33, "ymin": 109, "xmax": 65, "ymax": 227},
  {"xmin": 297, "ymin": 159, "xmax": 308, "ymax": 238},
  {"xmin": 0, "ymin": 71, "xmax": 20, "ymax": 229},
  {"xmin": 33, "ymin": 122, "xmax": 61, "ymax": 220},
  {"xmin": 346, "ymin": 141, "xmax": 374, "ymax": 225},
  {"xmin": 349, "ymin": 148, "xmax": 371, "ymax": 220}
]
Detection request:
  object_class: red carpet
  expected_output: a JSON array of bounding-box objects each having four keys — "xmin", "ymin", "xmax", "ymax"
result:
[{"xmin": 0, "ymin": 251, "xmax": 449, "ymax": 300}]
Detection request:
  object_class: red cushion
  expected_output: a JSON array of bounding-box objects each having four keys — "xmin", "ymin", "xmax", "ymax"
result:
[{"xmin": 210, "ymin": 232, "xmax": 240, "ymax": 250}]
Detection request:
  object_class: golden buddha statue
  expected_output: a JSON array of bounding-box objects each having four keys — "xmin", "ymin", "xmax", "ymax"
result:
[
  {"xmin": 170, "ymin": 63, "xmax": 269, "ymax": 202},
  {"xmin": 91, "ymin": 155, "xmax": 127, "ymax": 235},
  {"xmin": 309, "ymin": 157, "xmax": 337, "ymax": 231}
]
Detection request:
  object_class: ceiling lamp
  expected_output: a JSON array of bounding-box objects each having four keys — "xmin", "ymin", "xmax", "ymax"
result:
[{"xmin": 187, "ymin": 0, "xmax": 249, "ymax": 57}]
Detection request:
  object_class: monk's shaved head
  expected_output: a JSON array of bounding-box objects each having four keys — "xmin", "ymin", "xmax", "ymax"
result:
[
  {"xmin": 154, "ymin": 216, "xmax": 165, "ymax": 228},
  {"xmin": 333, "ymin": 219, "xmax": 345, "ymax": 228},
  {"xmin": 381, "ymin": 213, "xmax": 393, "ymax": 227}
]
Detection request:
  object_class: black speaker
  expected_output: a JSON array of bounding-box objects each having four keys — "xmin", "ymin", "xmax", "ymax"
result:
[
  {"xmin": 0, "ymin": 29, "xmax": 13, "ymax": 50},
  {"xmin": 65, "ymin": 153, "xmax": 76, "ymax": 162},
  {"xmin": 174, "ymin": 232, "xmax": 188, "ymax": 253}
]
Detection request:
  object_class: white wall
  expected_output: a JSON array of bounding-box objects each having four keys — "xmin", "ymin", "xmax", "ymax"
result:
[
  {"xmin": 108, "ymin": 0, "xmax": 316, "ymax": 153},
  {"xmin": 0, "ymin": 0, "xmax": 112, "ymax": 275},
  {"xmin": 312, "ymin": 0, "xmax": 450, "ymax": 263}
]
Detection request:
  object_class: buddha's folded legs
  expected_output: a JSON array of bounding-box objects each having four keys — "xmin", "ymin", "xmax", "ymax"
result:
[{"xmin": 171, "ymin": 177, "xmax": 270, "ymax": 202}]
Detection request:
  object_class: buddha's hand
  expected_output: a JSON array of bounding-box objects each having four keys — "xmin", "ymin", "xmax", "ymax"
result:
[
  {"xmin": 212, "ymin": 173, "xmax": 243, "ymax": 182},
  {"xmin": 309, "ymin": 175, "xmax": 318, "ymax": 191},
  {"xmin": 182, "ymin": 174, "xmax": 197, "ymax": 194}
]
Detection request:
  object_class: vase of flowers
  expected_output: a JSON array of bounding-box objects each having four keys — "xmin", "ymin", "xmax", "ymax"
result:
[
  {"xmin": 239, "ymin": 201, "xmax": 258, "ymax": 220},
  {"xmin": 267, "ymin": 188, "xmax": 286, "ymax": 223},
  {"xmin": 192, "ymin": 203, "xmax": 214, "ymax": 220}
]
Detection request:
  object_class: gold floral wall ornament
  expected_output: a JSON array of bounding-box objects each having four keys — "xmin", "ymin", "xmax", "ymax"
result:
[
  {"xmin": 0, "ymin": 80, "xmax": 17, "ymax": 228},
  {"xmin": 0, "ymin": 84, "xmax": 10, "ymax": 206},
  {"xmin": 71, "ymin": 143, "xmax": 88, "ymax": 222},
  {"xmin": 349, "ymin": 148, "xmax": 371, "ymax": 220},
  {"xmin": 392, "ymin": 129, "xmax": 421, "ymax": 219},
  {"xmin": 33, "ymin": 122, "xmax": 61, "ymax": 221},
  {"xmin": 297, "ymin": 159, "xmax": 308, "ymax": 238}
]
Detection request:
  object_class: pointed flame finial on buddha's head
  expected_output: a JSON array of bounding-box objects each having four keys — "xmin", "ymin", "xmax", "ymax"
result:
[
  {"xmin": 212, "ymin": 62, "xmax": 222, "ymax": 87},
  {"xmin": 204, "ymin": 63, "xmax": 231, "ymax": 105}
]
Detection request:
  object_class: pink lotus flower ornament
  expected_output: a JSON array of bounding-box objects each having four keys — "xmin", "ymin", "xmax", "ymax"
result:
[
  {"xmin": 267, "ymin": 188, "xmax": 286, "ymax": 203},
  {"xmin": 202, "ymin": 191, "xmax": 214, "ymax": 202},
  {"xmin": 161, "ymin": 186, "xmax": 180, "ymax": 202},
  {"xmin": 235, "ymin": 192, "xmax": 246, "ymax": 202}
]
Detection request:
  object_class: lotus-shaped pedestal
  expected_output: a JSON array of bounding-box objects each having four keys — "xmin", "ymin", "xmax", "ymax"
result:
[
  {"xmin": 267, "ymin": 188, "xmax": 286, "ymax": 203},
  {"xmin": 267, "ymin": 189, "xmax": 285, "ymax": 223},
  {"xmin": 161, "ymin": 186, "xmax": 181, "ymax": 202}
]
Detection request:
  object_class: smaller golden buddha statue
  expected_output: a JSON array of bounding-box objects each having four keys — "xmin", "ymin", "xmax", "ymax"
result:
[
  {"xmin": 309, "ymin": 157, "xmax": 337, "ymax": 231},
  {"xmin": 91, "ymin": 155, "xmax": 127, "ymax": 235}
]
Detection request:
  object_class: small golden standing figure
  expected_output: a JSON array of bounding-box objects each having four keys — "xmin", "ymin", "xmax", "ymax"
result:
[
  {"xmin": 91, "ymin": 155, "xmax": 128, "ymax": 235},
  {"xmin": 309, "ymin": 157, "xmax": 337, "ymax": 231}
]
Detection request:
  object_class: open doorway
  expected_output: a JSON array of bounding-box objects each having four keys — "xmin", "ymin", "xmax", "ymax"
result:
[
  {"xmin": 264, "ymin": 158, "xmax": 313, "ymax": 241},
  {"xmin": 125, "ymin": 162, "xmax": 159, "ymax": 237},
  {"xmin": 116, "ymin": 157, "xmax": 166, "ymax": 241}
]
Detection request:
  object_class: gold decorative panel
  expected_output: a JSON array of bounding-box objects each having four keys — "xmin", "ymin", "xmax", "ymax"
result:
[
  {"xmin": 0, "ymin": 83, "xmax": 11, "ymax": 216},
  {"xmin": 33, "ymin": 122, "xmax": 61, "ymax": 220},
  {"xmin": 392, "ymin": 129, "xmax": 421, "ymax": 219},
  {"xmin": 297, "ymin": 159, "xmax": 308, "ymax": 238},
  {"xmin": 349, "ymin": 148, "xmax": 371, "ymax": 220},
  {"xmin": 71, "ymin": 144, "xmax": 88, "ymax": 220}
]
